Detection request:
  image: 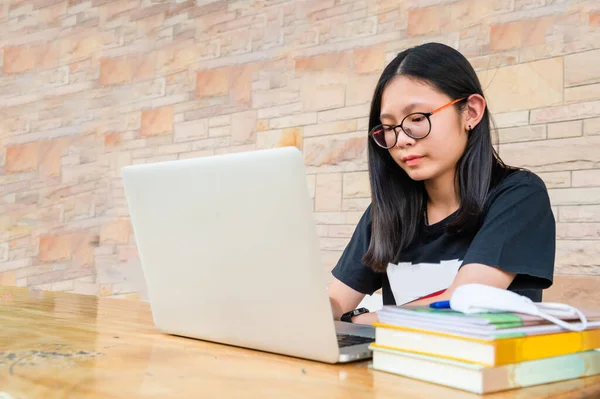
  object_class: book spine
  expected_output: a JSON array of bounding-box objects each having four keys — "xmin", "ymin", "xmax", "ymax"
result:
[
  {"xmin": 495, "ymin": 330, "xmax": 600, "ymax": 365},
  {"xmin": 485, "ymin": 350, "xmax": 600, "ymax": 393}
]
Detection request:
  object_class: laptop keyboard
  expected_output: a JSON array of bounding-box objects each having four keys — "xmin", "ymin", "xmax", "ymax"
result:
[{"xmin": 336, "ymin": 334, "xmax": 374, "ymax": 348}]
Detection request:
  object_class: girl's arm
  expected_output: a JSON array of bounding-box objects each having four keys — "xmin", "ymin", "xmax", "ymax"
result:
[{"xmin": 328, "ymin": 277, "xmax": 366, "ymax": 321}]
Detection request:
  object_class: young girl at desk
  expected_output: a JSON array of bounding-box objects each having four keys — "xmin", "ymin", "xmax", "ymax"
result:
[{"xmin": 328, "ymin": 42, "xmax": 555, "ymax": 325}]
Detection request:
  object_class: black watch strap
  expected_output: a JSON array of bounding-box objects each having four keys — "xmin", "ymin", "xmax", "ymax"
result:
[{"xmin": 340, "ymin": 307, "xmax": 369, "ymax": 323}]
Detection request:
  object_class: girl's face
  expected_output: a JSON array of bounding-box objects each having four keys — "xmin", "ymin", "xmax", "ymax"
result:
[{"xmin": 379, "ymin": 75, "xmax": 469, "ymax": 183}]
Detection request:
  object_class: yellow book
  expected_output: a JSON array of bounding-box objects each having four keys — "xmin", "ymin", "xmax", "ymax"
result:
[{"xmin": 373, "ymin": 322, "xmax": 600, "ymax": 367}]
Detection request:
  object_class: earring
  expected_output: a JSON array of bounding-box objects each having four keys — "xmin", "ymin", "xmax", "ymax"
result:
[{"xmin": 468, "ymin": 125, "xmax": 472, "ymax": 131}]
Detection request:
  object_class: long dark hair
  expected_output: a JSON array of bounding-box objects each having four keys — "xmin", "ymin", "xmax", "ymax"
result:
[{"xmin": 363, "ymin": 42, "xmax": 512, "ymax": 272}]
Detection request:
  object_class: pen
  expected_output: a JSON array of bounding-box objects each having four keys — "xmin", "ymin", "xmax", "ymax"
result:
[{"xmin": 429, "ymin": 300, "xmax": 451, "ymax": 309}]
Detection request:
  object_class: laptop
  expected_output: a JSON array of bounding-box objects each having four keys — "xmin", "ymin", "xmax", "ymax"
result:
[{"xmin": 121, "ymin": 146, "xmax": 375, "ymax": 363}]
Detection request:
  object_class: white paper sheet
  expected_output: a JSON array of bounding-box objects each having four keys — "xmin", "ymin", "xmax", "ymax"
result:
[{"xmin": 386, "ymin": 259, "xmax": 462, "ymax": 305}]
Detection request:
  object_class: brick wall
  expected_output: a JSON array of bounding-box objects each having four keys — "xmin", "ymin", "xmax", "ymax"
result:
[{"xmin": 1, "ymin": 0, "xmax": 599, "ymax": 300}]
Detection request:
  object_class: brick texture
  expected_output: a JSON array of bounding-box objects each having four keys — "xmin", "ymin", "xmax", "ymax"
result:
[{"xmin": 1, "ymin": 1, "xmax": 599, "ymax": 298}]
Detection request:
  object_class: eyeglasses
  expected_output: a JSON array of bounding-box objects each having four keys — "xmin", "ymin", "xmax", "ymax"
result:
[{"xmin": 369, "ymin": 97, "xmax": 467, "ymax": 149}]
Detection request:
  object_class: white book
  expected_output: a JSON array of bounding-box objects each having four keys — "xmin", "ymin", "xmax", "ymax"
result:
[{"xmin": 370, "ymin": 345, "xmax": 600, "ymax": 394}]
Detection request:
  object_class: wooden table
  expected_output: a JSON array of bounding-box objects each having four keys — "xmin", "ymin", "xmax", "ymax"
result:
[{"xmin": 1, "ymin": 286, "xmax": 599, "ymax": 398}]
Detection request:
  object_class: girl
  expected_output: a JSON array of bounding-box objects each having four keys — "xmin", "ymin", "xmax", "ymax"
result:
[{"xmin": 328, "ymin": 42, "xmax": 555, "ymax": 325}]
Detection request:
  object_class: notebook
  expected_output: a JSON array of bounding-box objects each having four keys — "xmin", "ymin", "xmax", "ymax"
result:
[{"xmin": 377, "ymin": 306, "xmax": 600, "ymax": 339}]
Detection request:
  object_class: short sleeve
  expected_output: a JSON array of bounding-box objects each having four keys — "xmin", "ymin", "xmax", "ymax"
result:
[
  {"xmin": 331, "ymin": 204, "xmax": 383, "ymax": 295},
  {"xmin": 462, "ymin": 172, "xmax": 555, "ymax": 290}
]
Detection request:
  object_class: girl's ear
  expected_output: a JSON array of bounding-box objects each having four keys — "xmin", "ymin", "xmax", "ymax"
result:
[{"xmin": 463, "ymin": 94, "xmax": 486, "ymax": 131}]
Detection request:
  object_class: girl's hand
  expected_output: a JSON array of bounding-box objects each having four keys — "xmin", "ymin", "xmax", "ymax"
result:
[{"xmin": 351, "ymin": 311, "xmax": 379, "ymax": 325}]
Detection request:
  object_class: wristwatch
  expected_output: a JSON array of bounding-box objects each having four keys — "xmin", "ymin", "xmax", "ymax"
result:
[{"xmin": 341, "ymin": 307, "xmax": 370, "ymax": 323}]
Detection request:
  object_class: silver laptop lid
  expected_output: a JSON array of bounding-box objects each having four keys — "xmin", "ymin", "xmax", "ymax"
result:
[{"xmin": 122, "ymin": 147, "xmax": 341, "ymax": 363}]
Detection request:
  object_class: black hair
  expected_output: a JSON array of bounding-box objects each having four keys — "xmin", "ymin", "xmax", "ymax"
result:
[{"xmin": 362, "ymin": 42, "xmax": 514, "ymax": 272}]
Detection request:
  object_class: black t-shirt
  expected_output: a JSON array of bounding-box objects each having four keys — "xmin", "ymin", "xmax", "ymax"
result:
[{"xmin": 331, "ymin": 169, "xmax": 556, "ymax": 305}]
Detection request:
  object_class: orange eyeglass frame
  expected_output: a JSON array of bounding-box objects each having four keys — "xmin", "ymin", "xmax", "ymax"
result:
[{"xmin": 370, "ymin": 96, "xmax": 469, "ymax": 147}]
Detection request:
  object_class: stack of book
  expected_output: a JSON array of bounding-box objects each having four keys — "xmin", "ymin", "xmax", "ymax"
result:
[{"xmin": 370, "ymin": 305, "xmax": 600, "ymax": 394}]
